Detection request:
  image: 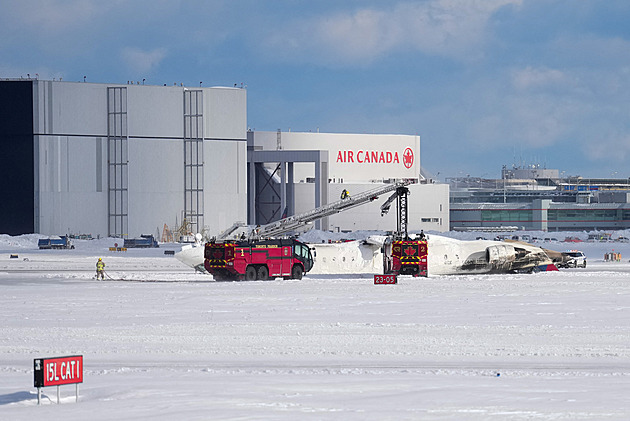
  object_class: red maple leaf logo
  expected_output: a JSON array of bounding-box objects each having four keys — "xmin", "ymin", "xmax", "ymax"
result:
[
  {"xmin": 403, "ymin": 148, "xmax": 414, "ymax": 169},
  {"xmin": 404, "ymin": 246, "xmax": 417, "ymax": 256},
  {"xmin": 212, "ymin": 250, "xmax": 224, "ymax": 259}
]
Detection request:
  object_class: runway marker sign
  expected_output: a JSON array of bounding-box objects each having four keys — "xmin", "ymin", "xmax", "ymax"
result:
[
  {"xmin": 374, "ymin": 274, "xmax": 397, "ymax": 284},
  {"xmin": 34, "ymin": 355, "xmax": 83, "ymax": 404}
]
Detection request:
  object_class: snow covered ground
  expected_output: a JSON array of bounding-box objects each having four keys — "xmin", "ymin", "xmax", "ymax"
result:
[{"xmin": 1, "ymin": 232, "xmax": 629, "ymax": 420}]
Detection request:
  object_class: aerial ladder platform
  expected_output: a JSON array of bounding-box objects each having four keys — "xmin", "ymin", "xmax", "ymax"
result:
[{"xmin": 217, "ymin": 180, "xmax": 415, "ymax": 241}]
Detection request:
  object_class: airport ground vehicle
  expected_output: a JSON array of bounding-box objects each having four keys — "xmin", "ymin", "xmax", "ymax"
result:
[
  {"xmin": 204, "ymin": 239, "xmax": 313, "ymax": 281},
  {"xmin": 383, "ymin": 238, "xmax": 428, "ymax": 277},
  {"xmin": 204, "ymin": 181, "xmax": 414, "ymax": 280},
  {"xmin": 380, "ymin": 184, "xmax": 429, "ymax": 277},
  {"xmin": 559, "ymin": 250, "xmax": 587, "ymax": 268},
  {"xmin": 37, "ymin": 235, "xmax": 74, "ymax": 250},
  {"xmin": 37, "ymin": 235, "xmax": 74, "ymax": 249},
  {"xmin": 124, "ymin": 234, "xmax": 159, "ymax": 248}
]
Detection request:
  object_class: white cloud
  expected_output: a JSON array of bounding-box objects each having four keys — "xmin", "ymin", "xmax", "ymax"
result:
[
  {"xmin": 585, "ymin": 132, "xmax": 630, "ymax": 163},
  {"xmin": 6, "ymin": 0, "xmax": 107, "ymax": 31},
  {"xmin": 469, "ymin": 103, "xmax": 569, "ymax": 149},
  {"xmin": 261, "ymin": 0, "xmax": 521, "ymax": 65},
  {"xmin": 400, "ymin": 0, "xmax": 521, "ymax": 58},
  {"xmin": 511, "ymin": 66, "xmax": 568, "ymax": 91},
  {"xmin": 121, "ymin": 47, "xmax": 167, "ymax": 74}
]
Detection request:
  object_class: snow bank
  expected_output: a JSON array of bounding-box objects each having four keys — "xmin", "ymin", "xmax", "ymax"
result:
[{"xmin": 0, "ymin": 233, "xmax": 42, "ymax": 250}]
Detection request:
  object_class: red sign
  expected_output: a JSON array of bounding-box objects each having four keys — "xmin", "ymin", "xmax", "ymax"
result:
[
  {"xmin": 374, "ymin": 274, "xmax": 397, "ymax": 284},
  {"xmin": 403, "ymin": 148, "xmax": 414, "ymax": 169},
  {"xmin": 336, "ymin": 150, "xmax": 401, "ymax": 164},
  {"xmin": 34, "ymin": 355, "xmax": 83, "ymax": 387}
]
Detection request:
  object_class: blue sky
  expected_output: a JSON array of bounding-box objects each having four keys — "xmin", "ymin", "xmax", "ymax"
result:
[{"xmin": 2, "ymin": 0, "xmax": 629, "ymax": 180}]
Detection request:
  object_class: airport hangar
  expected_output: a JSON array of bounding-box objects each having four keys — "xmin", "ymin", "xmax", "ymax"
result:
[{"xmin": 0, "ymin": 79, "xmax": 449, "ymax": 238}]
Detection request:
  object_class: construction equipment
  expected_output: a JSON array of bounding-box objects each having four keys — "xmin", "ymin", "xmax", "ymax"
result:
[{"xmin": 161, "ymin": 223, "xmax": 174, "ymax": 243}]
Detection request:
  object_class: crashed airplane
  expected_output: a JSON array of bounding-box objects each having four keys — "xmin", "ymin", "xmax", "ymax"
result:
[
  {"xmin": 421, "ymin": 235, "xmax": 558, "ymax": 275},
  {"xmin": 175, "ymin": 233, "xmax": 562, "ymax": 277},
  {"xmin": 175, "ymin": 180, "xmax": 563, "ymax": 277}
]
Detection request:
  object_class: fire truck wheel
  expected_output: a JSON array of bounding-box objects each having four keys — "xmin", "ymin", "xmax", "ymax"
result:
[
  {"xmin": 257, "ymin": 265, "xmax": 269, "ymax": 280},
  {"xmin": 245, "ymin": 266, "xmax": 257, "ymax": 281},
  {"xmin": 291, "ymin": 265, "xmax": 303, "ymax": 280}
]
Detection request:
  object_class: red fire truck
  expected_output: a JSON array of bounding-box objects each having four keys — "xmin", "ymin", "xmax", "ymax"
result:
[
  {"xmin": 203, "ymin": 181, "xmax": 414, "ymax": 281},
  {"xmin": 380, "ymin": 183, "xmax": 428, "ymax": 277},
  {"xmin": 383, "ymin": 239, "xmax": 428, "ymax": 277},
  {"xmin": 204, "ymin": 238, "xmax": 313, "ymax": 281}
]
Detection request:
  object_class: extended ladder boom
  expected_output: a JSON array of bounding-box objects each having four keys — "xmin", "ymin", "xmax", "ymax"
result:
[{"xmin": 251, "ymin": 180, "xmax": 414, "ymax": 240}]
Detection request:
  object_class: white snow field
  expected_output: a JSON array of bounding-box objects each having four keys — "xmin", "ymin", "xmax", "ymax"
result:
[{"xmin": 1, "ymin": 233, "xmax": 629, "ymax": 420}]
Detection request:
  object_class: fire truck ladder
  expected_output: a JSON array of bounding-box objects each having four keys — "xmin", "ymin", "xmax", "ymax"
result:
[
  {"xmin": 379, "ymin": 185, "xmax": 410, "ymax": 240},
  {"xmin": 249, "ymin": 180, "xmax": 415, "ymax": 240}
]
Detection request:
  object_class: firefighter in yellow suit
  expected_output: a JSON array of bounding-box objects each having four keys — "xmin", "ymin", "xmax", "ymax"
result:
[{"xmin": 96, "ymin": 258, "xmax": 106, "ymax": 280}]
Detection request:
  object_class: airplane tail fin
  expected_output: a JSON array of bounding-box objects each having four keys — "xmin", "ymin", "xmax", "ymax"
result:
[{"xmin": 536, "ymin": 263, "xmax": 559, "ymax": 272}]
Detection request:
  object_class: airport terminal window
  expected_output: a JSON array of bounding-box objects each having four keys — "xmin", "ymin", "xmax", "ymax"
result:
[
  {"xmin": 549, "ymin": 209, "xmax": 619, "ymax": 221},
  {"xmin": 481, "ymin": 210, "xmax": 531, "ymax": 222}
]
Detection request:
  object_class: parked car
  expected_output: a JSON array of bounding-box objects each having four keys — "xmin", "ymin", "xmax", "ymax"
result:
[
  {"xmin": 564, "ymin": 236, "xmax": 582, "ymax": 243},
  {"xmin": 559, "ymin": 250, "xmax": 587, "ymax": 268}
]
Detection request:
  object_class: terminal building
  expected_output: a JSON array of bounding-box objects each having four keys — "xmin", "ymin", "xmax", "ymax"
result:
[
  {"xmin": 0, "ymin": 79, "xmax": 449, "ymax": 238},
  {"xmin": 448, "ymin": 165, "xmax": 630, "ymax": 232}
]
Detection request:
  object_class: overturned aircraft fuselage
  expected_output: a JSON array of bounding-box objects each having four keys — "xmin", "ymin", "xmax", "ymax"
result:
[
  {"xmin": 175, "ymin": 234, "xmax": 557, "ymax": 278},
  {"xmin": 425, "ymin": 236, "xmax": 554, "ymax": 276}
]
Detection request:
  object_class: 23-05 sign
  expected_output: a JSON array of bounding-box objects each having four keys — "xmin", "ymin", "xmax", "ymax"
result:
[{"xmin": 374, "ymin": 274, "xmax": 397, "ymax": 284}]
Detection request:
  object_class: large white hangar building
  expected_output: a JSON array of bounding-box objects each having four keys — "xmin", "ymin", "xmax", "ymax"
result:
[
  {"xmin": 0, "ymin": 79, "xmax": 448, "ymax": 237},
  {"xmin": 248, "ymin": 131, "xmax": 449, "ymax": 233},
  {"xmin": 0, "ymin": 79, "xmax": 247, "ymax": 237}
]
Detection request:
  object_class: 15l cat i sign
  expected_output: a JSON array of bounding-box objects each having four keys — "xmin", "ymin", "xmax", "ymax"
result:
[{"xmin": 34, "ymin": 355, "xmax": 83, "ymax": 387}]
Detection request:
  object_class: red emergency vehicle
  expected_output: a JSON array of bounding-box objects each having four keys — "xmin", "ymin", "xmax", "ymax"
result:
[
  {"xmin": 204, "ymin": 238, "xmax": 313, "ymax": 281},
  {"xmin": 384, "ymin": 239, "xmax": 428, "ymax": 277}
]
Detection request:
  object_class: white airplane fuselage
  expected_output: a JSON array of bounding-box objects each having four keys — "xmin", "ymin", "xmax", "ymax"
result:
[{"xmin": 175, "ymin": 234, "xmax": 554, "ymax": 277}]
